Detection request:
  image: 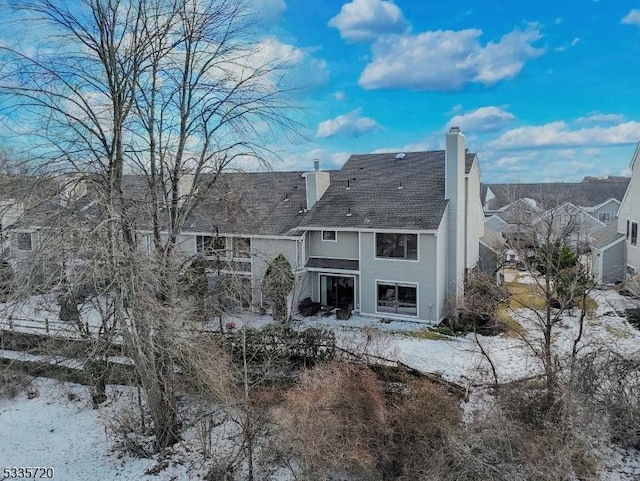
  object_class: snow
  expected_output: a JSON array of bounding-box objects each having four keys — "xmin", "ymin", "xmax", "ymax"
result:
[
  {"xmin": 3, "ymin": 279, "xmax": 640, "ymax": 479},
  {"xmin": 0, "ymin": 379, "xmax": 191, "ymax": 481}
]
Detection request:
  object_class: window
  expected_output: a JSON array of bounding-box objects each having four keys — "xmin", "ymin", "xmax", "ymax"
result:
[
  {"xmin": 321, "ymin": 230, "xmax": 337, "ymax": 241},
  {"xmin": 632, "ymin": 222, "xmax": 638, "ymax": 247},
  {"xmin": 375, "ymin": 233, "xmax": 417, "ymax": 260},
  {"xmin": 17, "ymin": 232, "xmax": 32, "ymax": 251},
  {"xmin": 627, "ymin": 220, "xmax": 631, "ymax": 240},
  {"xmin": 196, "ymin": 235, "xmax": 226, "ymax": 256},
  {"xmin": 598, "ymin": 212, "xmax": 612, "ymax": 224},
  {"xmin": 377, "ymin": 282, "xmax": 417, "ymax": 316},
  {"xmin": 232, "ymin": 237, "xmax": 251, "ymax": 259}
]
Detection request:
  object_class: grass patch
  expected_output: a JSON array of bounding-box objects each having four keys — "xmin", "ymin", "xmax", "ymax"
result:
[
  {"xmin": 496, "ymin": 305, "xmax": 526, "ymax": 337},
  {"xmin": 409, "ymin": 329, "xmax": 455, "ymax": 341},
  {"xmin": 604, "ymin": 323, "xmax": 633, "ymax": 340},
  {"xmin": 503, "ymin": 281, "xmax": 547, "ymax": 310}
]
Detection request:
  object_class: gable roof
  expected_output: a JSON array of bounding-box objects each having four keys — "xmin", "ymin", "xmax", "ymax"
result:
[
  {"xmin": 483, "ymin": 178, "xmax": 630, "ymax": 212},
  {"xmin": 299, "ymin": 150, "xmax": 476, "ymax": 231},
  {"xmin": 590, "ymin": 221, "xmax": 625, "ymax": 250}
]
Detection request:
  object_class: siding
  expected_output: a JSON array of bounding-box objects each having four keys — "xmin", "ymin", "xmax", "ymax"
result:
[
  {"xmin": 359, "ymin": 232, "xmax": 438, "ymax": 322},
  {"xmin": 618, "ymin": 151, "xmax": 640, "ymax": 273},
  {"xmin": 308, "ymin": 230, "xmax": 359, "ymax": 259},
  {"xmin": 465, "ymin": 161, "xmax": 483, "ymax": 269},
  {"xmin": 597, "ymin": 240, "xmax": 626, "ymax": 284},
  {"xmin": 251, "ymin": 237, "xmax": 301, "ymax": 306},
  {"xmin": 590, "ymin": 199, "xmax": 620, "ymax": 224}
]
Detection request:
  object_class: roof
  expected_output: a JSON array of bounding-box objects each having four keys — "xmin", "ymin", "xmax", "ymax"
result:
[
  {"xmin": 483, "ymin": 178, "xmax": 630, "ymax": 212},
  {"xmin": 123, "ymin": 172, "xmax": 309, "ymax": 237},
  {"xmin": 590, "ymin": 221, "xmax": 625, "ymax": 250},
  {"xmin": 299, "ymin": 150, "xmax": 476, "ymax": 231},
  {"xmin": 306, "ymin": 257, "xmax": 360, "ymax": 271}
]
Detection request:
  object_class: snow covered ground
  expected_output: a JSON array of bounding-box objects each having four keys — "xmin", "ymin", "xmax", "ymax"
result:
[{"xmin": 3, "ymin": 277, "xmax": 640, "ymax": 479}]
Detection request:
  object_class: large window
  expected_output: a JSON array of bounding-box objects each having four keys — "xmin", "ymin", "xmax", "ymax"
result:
[
  {"xmin": 377, "ymin": 282, "xmax": 417, "ymax": 316},
  {"xmin": 196, "ymin": 235, "xmax": 226, "ymax": 256},
  {"xmin": 375, "ymin": 233, "xmax": 417, "ymax": 260},
  {"xmin": 632, "ymin": 222, "xmax": 638, "ymax": 247},
  {"xmin": 17, "ymin": 232, "xmax": 32, "ymax": 251},
  {"xmin": 232, "ymin": 237, "xmax": 251, "ymax": 259}
]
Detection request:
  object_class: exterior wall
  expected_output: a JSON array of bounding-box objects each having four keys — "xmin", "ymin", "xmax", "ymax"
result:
[
  {"xmin": 465, "ymin": 161, "xmax": 483, "ymax": 269},
  {"xmin": 437, "ymin": 212, "xmax": 448, "ymax": 320},
  {"xmin": 251, "ymin": 237, "xmax": 301, "ymax": 306},
  {"xmin": 359, "ymin": 231, "xmax": 439, "ymax": 322},
  {"xmin": 479, "ymin": 242, "xmax": 498, "ymax": 277},
  {"xmin": 308, "ymin": 230, "xmax": 359, "ymax": 259},
  {"xmin": 618, "ymin": 148, "xmax": 640, "ymax": 274},
  {"xmin": 593, "ymin": 240, "xmax": 626, "ymax": 284},
  {"xmin": 484, "ymin": 215, "xmax": 507, "ymax": 234},
  {"xmin": 589, "ymin": 199, "xmax": 620, "ymax": 224},
  {"xmin": 445, "ymin": 129, "xmax": 466, "ymax": 299}
]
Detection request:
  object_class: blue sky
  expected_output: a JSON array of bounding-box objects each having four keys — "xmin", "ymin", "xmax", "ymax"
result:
[
  {"xmin": 256, "ymin": 0, "xmax": 640, "ymax": 182},
  {"xmin": 1, "ymin": 0, "xmax": 640, "ymax": 182}
]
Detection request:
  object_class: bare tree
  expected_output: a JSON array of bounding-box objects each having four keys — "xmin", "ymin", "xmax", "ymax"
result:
[
  {"xmin": 0, "ymin": 0, "xmax": 298, "ymax": 450},
  {"xmin": 500, "ymin": 193, "xmax": 595, "ymax": 401}
]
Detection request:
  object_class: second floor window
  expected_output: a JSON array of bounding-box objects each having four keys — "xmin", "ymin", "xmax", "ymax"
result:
[
  {"xmin": 376, "ymin": 233, "xmax": 417, "ymax": 260},
  {"xmin": 196, "ymin": 235, "xmax": 226, "ymax": 256},
  {"xmin": 598, "ymin": 212, "xmax": 612, "ymax": 224},
  {"xmin": 17, "ymin": 232, "xmax": 32, "ymax": 251},
  {"xmin": 632, "ymin": 222, "xmax": 638, "ymax": 247},
  {"xmin": 322, "ymin": 230, "xmax": 337, "ymax": 241},
  {"xmin": 232, "ymin": 237, "xmax": 251, "ymax": 259}
]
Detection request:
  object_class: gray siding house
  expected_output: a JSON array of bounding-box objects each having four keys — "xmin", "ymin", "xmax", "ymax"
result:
[
  {"xmin": 2, "ymin": 128, "xmax": 484, "ymax": 323},
  {"xmin": 616, "ymin": 143, "xmax": 640, "ymax": 292}
]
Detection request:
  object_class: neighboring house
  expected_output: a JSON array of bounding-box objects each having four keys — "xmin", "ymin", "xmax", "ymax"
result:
[
  {"xmin": 617, "ymin": 143, "xmax": 640, "ymax": 292},
  {"xmin": 481, "ymin": 176, "xmax": 631, "ymax": 283},
  {"xmin": 3, "ymin": 128, "xmax": 484, "ymax": 323}
]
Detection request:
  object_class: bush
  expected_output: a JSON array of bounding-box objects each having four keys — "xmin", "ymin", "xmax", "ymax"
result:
[
  {"xmin": 277, "ymin": 362, "xmax": 387, "ymax": 479},
  {"xmin": 0, "ymin": 368, "xmax": 37, "ymax": 399}
]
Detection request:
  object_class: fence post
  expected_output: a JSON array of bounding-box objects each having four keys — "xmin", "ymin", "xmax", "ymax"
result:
[
  {"xmin": 8, "ymin": 315, "xmax": 12, "ymax": 330},
  {"xmin": 45, "ymin": 317, "xmax": 49, "ymax": 334}
]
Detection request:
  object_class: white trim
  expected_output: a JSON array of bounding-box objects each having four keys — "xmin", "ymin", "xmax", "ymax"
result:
[
  {"xmin": 321, "ymin": 230, "xmax": 337, "ymax": 242},
  {"xmin": 374, "ymin": 232, "xmax": 420, "ymax": 262},
  {"xmin": 374, "ymin": 279, "xmax": 419, "ymax": 318},
  {"xmin": 484, "ymin": 214, "xmax": 508, "ymax": 226},
  {"xmin": 140, "ymin": 229, "xmax": 303, "ymax": 241},
  {"xmin": 587, "ymin": 197, "xmax": 620, "ymax": 213}
]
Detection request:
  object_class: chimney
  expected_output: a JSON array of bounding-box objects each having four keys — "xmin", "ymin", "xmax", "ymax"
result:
[
  {"xmin": 177, "ymin": 170, "xmax": 196, "ymax": 207},
  {"xmin": 445, "ymin": 126, "xmax": 466, "ymax": 300},
  {"xmin": 304, "ymin": 160, "xmax": 330, "ymax": 210}
]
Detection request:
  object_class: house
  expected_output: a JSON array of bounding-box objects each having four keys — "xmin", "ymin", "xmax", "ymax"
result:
[
  {"xmin": 2, "ymin": 128, "xmax": 484, "ymax": 323},
  {"xmin": 481, "ymin": 177, "xmax": 630, "ymax": 282},
  {"xmin": 616, "ymin": 143, "xmax": 640, "ymax": 292}
]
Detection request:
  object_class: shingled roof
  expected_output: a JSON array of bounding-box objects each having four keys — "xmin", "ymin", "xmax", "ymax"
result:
[
  {"xmin": 483, "ymin": 178, "xmax": 630, "ymax": 212},
  {"xmin": 299, "ymin": 151, "xmax": 476, "ymax": 231}
]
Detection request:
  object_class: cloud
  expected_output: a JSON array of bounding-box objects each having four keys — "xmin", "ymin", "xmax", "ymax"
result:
[
  {"xmin": 251, "ymin": 0, "xmax": 286, "ymax": 23},
  {"xmin": 555, "ymin": 37, "xmax": 580, "ymax": 52},
  {"xmin": 316, "ymin": 109, "xmax": 381, "ymax": 138},
  {"xmin": 622, "ymin": 9, "xmax": 640, "ymax": 26},
  {"xmin": 328, "ymin": 0, "xmax": 408, "ymax": 42},
  {"xmin": 487, "ymin": 120, "xmax": 640, "ymax": 150},
  {"xmin": 576, "ymin": 113, "xmax": 625, "ymax": 124},
  {"xmin": 333, "ymin": 90, "xmax": 347, "ymax": 101},
  {"xmin": 447, "ymin": 106, "xmax": 515, "ymax": 133},
  {"xmin": 253, "ymin": 38, "xmax": 329, "ymax": 88},
  {"xmin": 359, "ymin": 25, "xmax": 544, "ymax": 90}
]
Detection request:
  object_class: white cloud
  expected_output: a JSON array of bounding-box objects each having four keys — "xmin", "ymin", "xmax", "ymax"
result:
[
  {"xmin": 487, "ymin": 120, "xmax": 640, "ymax": 150},
  {"xmin": 622, "ymin": 9, "xmax": 640, "ymax": 26},
  {"xmin": 333, "ymin": 90, "xmax": 347, "ymax": 101},
  {"xmin": 359, "ymin": 25, "xmax": 544, "ymax": 90},
  {"xmin": 576, "ymin": 113, "xmax": 625, "ymax": 124},
  {"xmin": 316, "ymin": 108, "xmax": 381, "ymax": 138},
  {"xmin": 328, "ymin": 0, "xmax": 408, "ymax": 42},
  {"xmin": 448, "ymin": 106, "xmax": 515, "ymax": 133},
  {"xmin": 251, "ymin": 0, "xmax": 286, "ymax": 23}
]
